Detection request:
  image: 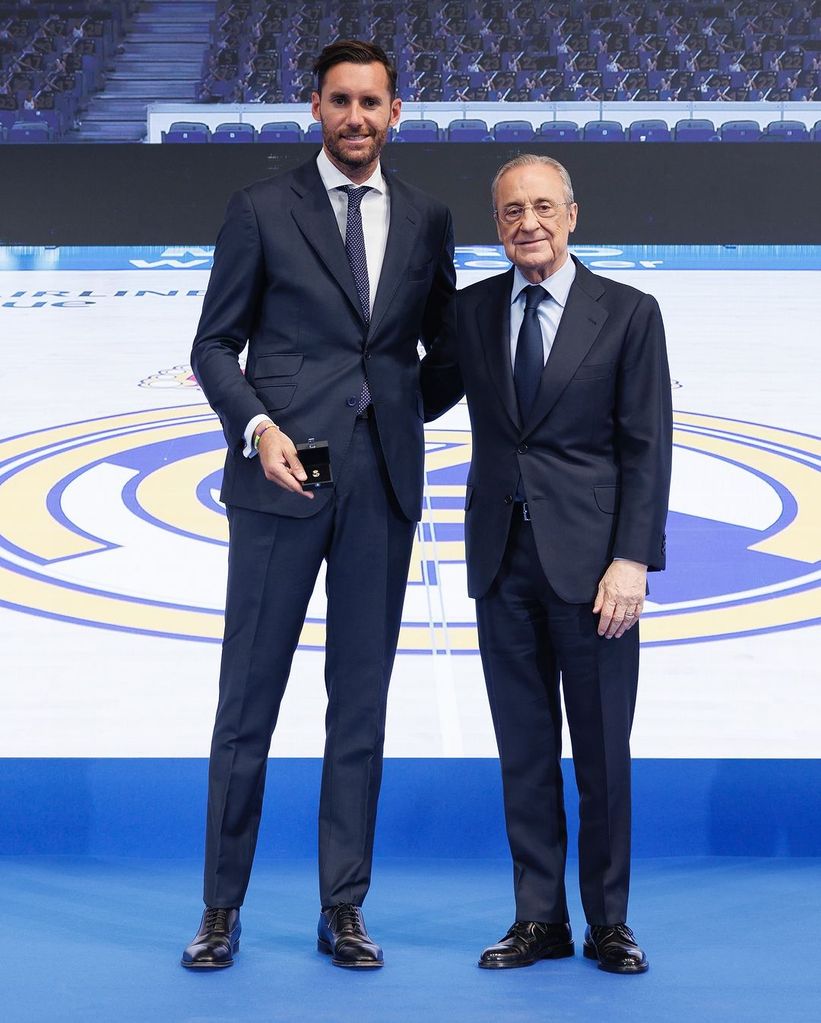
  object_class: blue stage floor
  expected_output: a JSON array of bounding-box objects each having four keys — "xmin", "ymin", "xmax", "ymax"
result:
[{"xmin": 5, "ymin": 856, "xmax": 820, "ymax": 1023}]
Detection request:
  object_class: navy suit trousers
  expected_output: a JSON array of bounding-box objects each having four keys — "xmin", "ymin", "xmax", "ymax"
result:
[
  {"xmin": 475, "ymin": 515, "xmax": 639, "ymax": 925},
  {"xmin": 204, "ymin": 419, "xmax": 415, "ymax": 909}
]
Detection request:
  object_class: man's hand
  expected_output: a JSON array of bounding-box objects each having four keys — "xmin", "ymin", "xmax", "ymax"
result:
[
  {"xmin": 256, "ymin": 422, "xmax": 313, "ymax": 499},
  {"xmin": 593, "ymin": 560, "xmax": 647, "ymax": 639}
]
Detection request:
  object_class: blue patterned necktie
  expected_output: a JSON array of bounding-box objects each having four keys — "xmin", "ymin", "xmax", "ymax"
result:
[
  {"xmin": 513, "ymin": 284, "xmax": 548, "ymax": 422},
  {"xmin": 340, "ymin": 184, "xmax": 372, "ymax": 414}
]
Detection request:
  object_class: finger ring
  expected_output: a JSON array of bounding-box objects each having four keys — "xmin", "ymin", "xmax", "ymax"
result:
[{"xmin": 625, "ymin": 613, "xmax": 636, "ymax": 618}]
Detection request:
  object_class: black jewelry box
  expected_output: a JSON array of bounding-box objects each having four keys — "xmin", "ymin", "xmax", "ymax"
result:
[{"xmin": 296, "ymin": 438, "xmax": 333, "ymax": 490}]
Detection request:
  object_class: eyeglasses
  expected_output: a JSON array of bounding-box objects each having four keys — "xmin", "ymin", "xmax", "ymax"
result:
[{"xmin": 493, "ymin": 201, "xmax": 571, "ymax": 225}]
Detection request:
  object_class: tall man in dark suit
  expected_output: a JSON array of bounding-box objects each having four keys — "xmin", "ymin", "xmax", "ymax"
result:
[
  {"xmin": 422, "ymin": 155, "xmax": 672, "ymax": 974},
  {"xmin": 182, "ymin": 40, "xmax": 455, "ymax": 970}
]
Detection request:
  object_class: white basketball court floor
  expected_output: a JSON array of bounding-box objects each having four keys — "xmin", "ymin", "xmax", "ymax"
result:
[{"xmin": 0, "ymin": 245, "xmax": 818, "ymax": 762}]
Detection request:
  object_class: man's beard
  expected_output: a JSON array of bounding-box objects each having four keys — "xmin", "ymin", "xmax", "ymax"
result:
[{"xmin": 323, "ymin": 125, "xmax": 387, "ymax": 169}]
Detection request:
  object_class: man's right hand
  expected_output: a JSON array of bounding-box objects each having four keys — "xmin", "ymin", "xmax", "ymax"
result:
[{"xmin": 255, "ymin": 422, "xmax": 313, "ymax": 499}]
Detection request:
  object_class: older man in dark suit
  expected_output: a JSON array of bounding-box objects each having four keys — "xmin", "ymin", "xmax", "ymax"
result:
[
  {"xmin": 422, "ymin": 154, "xmax": 672, "ymax": 974},
  {"xmin": 181, "ymin": 40, "xmax": 454, "ymax": 970}
]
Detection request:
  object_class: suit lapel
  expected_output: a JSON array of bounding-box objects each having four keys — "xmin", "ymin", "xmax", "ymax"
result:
[
  {"xmin": 368, "ymin": 173, "xmax": 419, "ymax": 338},
  {"xmin": 288, "ymin": 158, "xmax": 364, "ymax": 323},
  {"xmin": 476, "ymin": 268, "xmax": 518, "ymax": 429},
  {"xmin": 522, "ymin": 257, "xmax": 608, "ymax": 435}
]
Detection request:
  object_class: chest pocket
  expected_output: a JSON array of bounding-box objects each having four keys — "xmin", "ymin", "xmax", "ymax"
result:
[{"xmin": 573, "ymin": 361, "xmax": 614, "ymax": 381}]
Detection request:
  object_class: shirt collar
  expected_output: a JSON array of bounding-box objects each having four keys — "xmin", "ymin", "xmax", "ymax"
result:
[
  {"xmin": 316, "ymin": 146, "xmax": 386, "ymax": 195},
  {"xmin": 511, "ymin": 253, "xmax": 576, "ymax": 308}
]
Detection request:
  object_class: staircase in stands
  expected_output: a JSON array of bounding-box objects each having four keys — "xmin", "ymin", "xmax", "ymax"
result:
[{"xmin": 72, "ymin": 0, "xmax": 216, "ymax": 142}]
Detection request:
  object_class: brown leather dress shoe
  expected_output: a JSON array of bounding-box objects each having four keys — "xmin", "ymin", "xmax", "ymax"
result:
[
  {"xmin": 478, "ymin": 921, "xmax": 574, "ymax": 969},
  {"xmin": 583, "ymin": 923, "xmax": 649, "ymax": 974},
  {"xmin": 181, "ymin": 907, "xmax": 241, "ymax": 969},
  {"xmin": 317, "ymin": 904, "xmax": 383, "ymax": 968}
]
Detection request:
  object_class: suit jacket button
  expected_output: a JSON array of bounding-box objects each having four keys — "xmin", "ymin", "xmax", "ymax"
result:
[
  {"xmin": 504, "ymin": 494, "xmax": 513, "ymax": 505},
  {"xmin": 346, "ymin": 397, "xmax": 356, "ymax": 407},
  {"xmin": 517, "ymin": 443, "xmax": 528, "ymax": 454},
  {"xmin": 365, "ymin": 351, "xmax": 372, "ymax": 359}
]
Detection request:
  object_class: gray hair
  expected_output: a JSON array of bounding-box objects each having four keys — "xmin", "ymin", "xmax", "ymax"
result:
[{"xmin": 491, "ymin": 154, "xmax": 575, "ymax": 209}]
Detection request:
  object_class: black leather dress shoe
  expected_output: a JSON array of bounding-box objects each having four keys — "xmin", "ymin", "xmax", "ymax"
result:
[
  {"xmin": 181, "ymin": 907, "xmax": 241, "ymax": 969},
  {"xmin": 317, "ymin": 904, "xmax": 383, "ymax": 968},
  {"xmin": 478, "ymin": 921, "xmax": 574, "ymax": 969},
  {"xmin": 583, "ymin": 924, "xmax": 648, "ymax": 974}
]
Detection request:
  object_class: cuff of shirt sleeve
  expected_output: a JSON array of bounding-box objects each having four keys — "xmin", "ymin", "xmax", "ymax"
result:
[{"xmin": 243, "ymin": 414, "xmax": 272, "ymax": 458}]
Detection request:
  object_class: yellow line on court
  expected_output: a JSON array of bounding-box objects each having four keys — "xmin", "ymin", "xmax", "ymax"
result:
[
  {"xmin": 674, "ymin": 412, "xmax": 821, "ymax": 457},
  {"xmin": 0, "ymin": 419, "xmax": 219, "ymax": 561},
  {"xmin": 673, "ymin": 428, "xmax": 821, "ymax": 562},
  {"xmin": 135, "ymin": 449, "xmax": 227, "ymax": 543},
  {"xmin": 0, "ymin": 405, "xmax": 211, "ymax": 464}
]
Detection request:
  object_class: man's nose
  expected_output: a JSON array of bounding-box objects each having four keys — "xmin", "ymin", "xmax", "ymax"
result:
[{"xmin": 519, "ymin": 206, "xmax": 541, "ymax": 230}]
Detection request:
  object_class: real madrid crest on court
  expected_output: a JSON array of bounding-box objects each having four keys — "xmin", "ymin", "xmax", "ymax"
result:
[{"xmin": 0, "ymin": 407, "xmax": 817, "ymax": 648}]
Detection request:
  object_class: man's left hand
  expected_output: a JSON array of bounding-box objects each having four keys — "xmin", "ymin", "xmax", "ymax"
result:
[{"xmin": 593, "ymin": 560, "xmax": 648, "ymax": 639}]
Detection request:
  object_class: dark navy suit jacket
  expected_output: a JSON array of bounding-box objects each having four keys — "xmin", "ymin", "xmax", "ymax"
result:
[
  {"xmin": 421, "ymin": 256, "xmax": 673, "ymax": 602},
  {"xmin": 192, "ymin": 156, "xmax": 455, "ymax": 523}
]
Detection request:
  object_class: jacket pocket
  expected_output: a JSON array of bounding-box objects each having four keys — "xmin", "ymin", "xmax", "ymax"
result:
[
  {"xmin": 593, "ymin": 485, "xmax": 619, "ymax": 514},
  {"xmin": 253, "ymin": 353, "xmax": 303, "ymax": 378},
  {"xmin": 257, "ymin": 384, "xmax": 296, "ymax": 410}
]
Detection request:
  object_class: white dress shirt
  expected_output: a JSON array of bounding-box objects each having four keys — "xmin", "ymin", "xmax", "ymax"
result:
[
  {"xmin": 508, "ymin": 253, "xmax": 576, "ymax": 370},
  {"xmin": 243, "ymin": 147, "xmax": 391, "ymax": 456}
]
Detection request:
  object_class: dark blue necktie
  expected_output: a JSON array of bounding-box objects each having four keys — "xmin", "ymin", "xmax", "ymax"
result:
[
  {"xmin": 513, "ymin": 284, "xmax": 548, "ymax": 422},
  {"xmin": 340, "ymin": 184, "xmax": 371, "ymax": 414}
]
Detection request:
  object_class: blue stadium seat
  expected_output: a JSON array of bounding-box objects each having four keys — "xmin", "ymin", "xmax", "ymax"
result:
[
  {"xmin": 394, "ymin": 119, "xmax": 440, "ymax": 142},
  {"xmin": 31, "ymin": 109, "xmax": 63, "ymax": 139},
  {"xmin": 583, "ymin": 120, "xmax": 625, "ymax": 142},
  {"xmin": 674, "ymin": 119, "xmax": 717, "ymax": 142},
  {"xmin": 447, "ymin": 119, "xmax": 491, "ymax": 142},
  {"xmin": 763, "ymin": 120, "xmax": 809, "ymax": 142},
  {"xmin": 812, "ymin": 120, "xmax": 821, "ymax": 143},
  {"xmin": 7, "ymin": 121, "xmax": 51, "ymax": 143},
  {"xmin": 162, "ymin": 121, "xmax": 211, "ymax": 143},
  {"xmin": 627, "ymin": 119, "xmax": 670, "ymax": 142},
  {"xmin": 305, "ymin": 122, "xmax": 324, "ymax": 142},
  {"xmin": 258, "ymin": 121, "xmax": 303, "ymax": 143},
  {"xmin": 720, "ymin": 120, "xmax": 762, "ymax": 142},
  {"xmin": 211, "ymin": 122, "xmax": 256, "ymax": 144},
  {"xmin": 493, "ymin": 120, "xmax": 536, "ymax": 142},
  {"xmin": 537, "ymin": 121, "xmax": 580, "ymax": 142}
]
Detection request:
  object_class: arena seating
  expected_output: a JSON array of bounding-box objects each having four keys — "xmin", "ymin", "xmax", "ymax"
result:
[
  {"xmin": 582, "ymin": 119, "xmax": 625, "ymax": 141},
  {"xmin": 160, "ymin": 120, "xmax": 211, "ymax": 143},
  {"xmin": 3, "ymin": 1, "xmax": 819, "ymax": 143},
  {"xmin": 673, "ymin": 117, "xmax": 719, "ymax": 141},
  {"xmin": 718, "ymin": 119, "xmax": 762, "ymax": 141},
  {"xmin": 199, "ymin": 0, "xmax": 821, "ymax": 106},
  {"xmin": 627, "ymin": 118, "xmax": 671, "ymax": 141},
  {"xmin": 764, "ymin": 117, "xmax": 810, "ymax": 139},
  {"xmin": 211, "ymin": 119, "xmax": 257, "ymax": 141},
  {"xmin": 538, "ymin": 121, "xmax": 581, "ymax": 141},
  {"xmin": 0, "ymin": 2, "xmax": 136, "ymax": 142},
  {"xmin": 492, "ymin": 119, "xmax": 536, "ymax": 142},
  {"xmin": 257, "ymin": 119, "xmax": 303, "ymax": 141}
]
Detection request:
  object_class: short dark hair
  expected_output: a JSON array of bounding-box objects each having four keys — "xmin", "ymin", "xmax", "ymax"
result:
[{"xmin": 313, "ymin": 39, "xmax": 397, "ymax": 98}]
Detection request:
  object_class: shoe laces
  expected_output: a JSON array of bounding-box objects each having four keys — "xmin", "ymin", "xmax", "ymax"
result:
[
  {"xmin": 333, "ymin": 903, "xmax": 363, "ymax": 934},
  {"xmin": 503, "ymin": 920, "xmax": 545, "ymax": 946},
  {"xmin": 593, "ymin": 923, "xmax": 636, "ymax": 946},
  {"xmin": 204, "ymin": 907, "xmax": 230, "ymax": 932}
]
